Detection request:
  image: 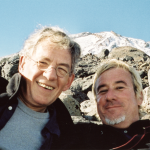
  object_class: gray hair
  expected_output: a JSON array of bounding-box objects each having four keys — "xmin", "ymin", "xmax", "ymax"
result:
[{"xmin": 19, "ymin": 26, "xmax": 81, "ymax": 74}]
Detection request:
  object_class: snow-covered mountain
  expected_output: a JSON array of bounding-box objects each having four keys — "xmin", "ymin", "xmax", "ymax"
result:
[{"xmin": 70, "ymin": 31, "xmax": 150, "ymax": 56}]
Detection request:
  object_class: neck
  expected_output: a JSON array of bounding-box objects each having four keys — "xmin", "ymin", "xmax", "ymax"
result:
[{"xmin": 18, "ymin": 92, "xmax": 47, "ymax": 113}]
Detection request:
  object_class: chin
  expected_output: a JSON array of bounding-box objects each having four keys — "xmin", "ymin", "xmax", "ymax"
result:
[
  {"xmin": 34, "ymin": 98, "xmax": 52, "ymax": 106},
  {"xmin": 104, "ymin": 115, "xmax": 126, "ymax": 125}
]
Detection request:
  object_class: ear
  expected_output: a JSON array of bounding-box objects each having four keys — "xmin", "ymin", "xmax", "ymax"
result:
[
  {"xmin": 18, "ymin": 56, "xmax": 26, "ymax": 74},
  {"xmin": 137, "ymin": 91, "xmax": 143, "ymax": 106},
  {"xmin": 63, "ymin": 73, "xmax": 75, "ymax": 91}
]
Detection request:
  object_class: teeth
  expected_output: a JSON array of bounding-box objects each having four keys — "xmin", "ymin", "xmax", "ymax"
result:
[{"xmin": 38, "ymin": 82, "xmax": 54, "ymax": 90}]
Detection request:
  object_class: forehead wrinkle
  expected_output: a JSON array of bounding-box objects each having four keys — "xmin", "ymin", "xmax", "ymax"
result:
[{"xmin": 115, "ymin": 80, "xmax": 127, "ymax": 86}]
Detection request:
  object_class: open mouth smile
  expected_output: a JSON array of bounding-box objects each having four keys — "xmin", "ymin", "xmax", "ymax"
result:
[{"xmin": 37, "ymin": 82, "xmax": 54, "ymax": 90}]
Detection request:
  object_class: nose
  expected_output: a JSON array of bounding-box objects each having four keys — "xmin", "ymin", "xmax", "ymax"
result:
[
  {"xmin": 43, "ymin": 67, "xmax": 57, "ymax": 81},
  {"xmin": 105, "ymin": 89, "xmax": 116, "ymax": 101}
]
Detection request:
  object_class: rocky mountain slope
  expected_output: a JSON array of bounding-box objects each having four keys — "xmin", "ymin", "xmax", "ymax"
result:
[{"xmin": 0, "ymin": 31, "xmax": 150, "ymax": 124}]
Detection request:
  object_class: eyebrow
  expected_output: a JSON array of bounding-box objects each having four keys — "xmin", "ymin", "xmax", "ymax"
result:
[
  {"xmin": 96, "ymin": 80, "xmax": 127, "ymax": 92},
  {"xmin": 96, "ymin": 84, "xmax": 106, "ymax": 93},
  {"xmin": 115, "ymin": 80, "xmax": 127, "ymax": 85},
  {"xmin": 38, "ymin": 57, "xmax": 50, "ymax": 62}
]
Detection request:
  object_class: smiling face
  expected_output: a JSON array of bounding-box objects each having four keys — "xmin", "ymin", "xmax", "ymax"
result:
[
  {"xmin": 95, "ymin": 68, "xmax": 143, "ymax": 128},
  {"xmin": 19, "ymin": 40, "xmax": 74, "ymax": 112}
]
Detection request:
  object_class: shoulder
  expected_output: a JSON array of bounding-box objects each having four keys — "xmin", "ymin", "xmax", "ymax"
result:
[
  {"xmin": 74, "ymin": 122, "xmax": 103, "ymax": 137},
  {"xmin": 75, "ymin": 122, "xmax": 101, "ymax": 129},
  {"xmin": 52, "ymin": 98, "xmax": 74, "ymax": 130},
  {"xmin": 53, "ymin": 98, "xmax": 73, "ymax": 122},
  {"xmin": 69, "ymin": 123, "xmax": 104, "ymax": 149}
]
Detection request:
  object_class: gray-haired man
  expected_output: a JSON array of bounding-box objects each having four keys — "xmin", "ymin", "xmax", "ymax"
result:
[{"xmin": 0, "ymin": 26, "xmax": 81, "ymax": 150}]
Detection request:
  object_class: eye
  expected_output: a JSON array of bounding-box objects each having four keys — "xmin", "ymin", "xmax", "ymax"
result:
[
  {"xmin": 116, "ymin": 86, "xmax": 124, "ymax": 90},
  {"xmin": 38, "ymin": 61, "xmax": 49, "ymax": 69},
  {"xmin": 100, "ymin": 90, "xmax": 107, "ymax": 93},
  {"xmin": 57, "ymin": 66, "xmax": 68, "ymax": 76},
  {"xmin": 98, "ymin": 89, "xmax": 108, "ymax": 94},
  {"xmin": 39, "ymin": 61, "xmax": 47, "ymax": 64}
]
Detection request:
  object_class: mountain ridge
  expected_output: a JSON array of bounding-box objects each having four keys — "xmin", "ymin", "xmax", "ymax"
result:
[{"xmin": 71, "ymin": 31, "xmax": 150, "ymax": 56}]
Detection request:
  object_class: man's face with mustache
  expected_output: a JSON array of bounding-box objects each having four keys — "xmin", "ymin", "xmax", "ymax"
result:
[{"xmin": 95, "ymin": 68, "xmax": 142, "ymax": 128}]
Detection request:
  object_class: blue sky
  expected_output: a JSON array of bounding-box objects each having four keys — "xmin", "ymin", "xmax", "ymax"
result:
[{"xmin": 0, "ymin": 0, "xmax": 150, "ymax": 57}]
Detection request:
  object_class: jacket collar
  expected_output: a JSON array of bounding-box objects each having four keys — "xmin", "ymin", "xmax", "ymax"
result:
[{"xmin": 6, "ymin": 73, "xmax": 22, "ymax": 99}]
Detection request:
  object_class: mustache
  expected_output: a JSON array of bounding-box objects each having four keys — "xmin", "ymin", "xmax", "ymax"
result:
[{"xmin": 104, "ymin": 101, "xmax": 124, "ymax": 109}]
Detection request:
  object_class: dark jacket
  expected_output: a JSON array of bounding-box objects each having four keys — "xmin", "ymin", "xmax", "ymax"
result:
[
  {"xmin": 0, "ymin": 73, "xmax": 74, "ymax": 150},
  {"xmin": 72, "ymin": 120, "xmax": 150, "ymax": 150}
]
